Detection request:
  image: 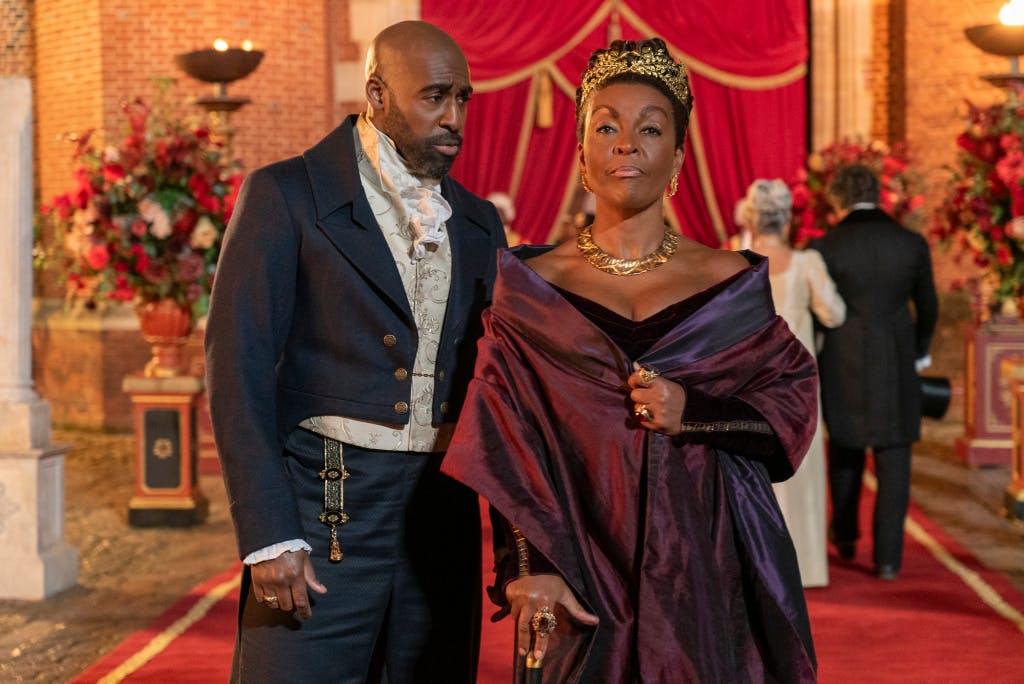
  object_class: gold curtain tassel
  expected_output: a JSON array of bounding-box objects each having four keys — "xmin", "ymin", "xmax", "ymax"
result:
[{"xmin": 536, "ymin": 70, "xmax": 553, "ymax": 129}]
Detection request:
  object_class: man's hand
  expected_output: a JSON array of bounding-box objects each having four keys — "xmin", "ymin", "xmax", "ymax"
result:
[{"xmin": 251, "ymin": 549, "xmax": 327, "ymax": 619}]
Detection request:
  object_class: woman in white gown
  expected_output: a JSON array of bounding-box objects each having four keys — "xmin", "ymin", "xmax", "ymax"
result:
[{"xmin": 746, "ymin": 178, "xmax": 846, "ymax": 588}]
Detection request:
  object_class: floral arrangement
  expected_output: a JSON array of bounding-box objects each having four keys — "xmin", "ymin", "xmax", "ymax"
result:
[
  {"xmin": 932, "ymin": 98, "xmax": 1024, "ymax": 312},
  {"xmin": 788, "ymin": 139, "xmax": 925, "ymax": 246},
  {"xmin": 40, "ymin": 92, "xmax": 243, "ymax": 317}
]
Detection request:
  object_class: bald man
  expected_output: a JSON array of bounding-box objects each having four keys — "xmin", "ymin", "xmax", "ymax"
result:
[{"xmin": 205, "ymin": 21, "xmax": 506, "ymax": 683}]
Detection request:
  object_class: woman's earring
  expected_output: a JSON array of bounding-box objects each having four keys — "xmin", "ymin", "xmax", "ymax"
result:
[
  {"xmin": 580, "ymin": 167, "xmax": 593, "ymax": 193},
  {"xmin": 665, "ymin": 173, "xmax": 679, "ymax": 198}
]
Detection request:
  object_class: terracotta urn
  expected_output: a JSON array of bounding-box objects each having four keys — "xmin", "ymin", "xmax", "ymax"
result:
[{"xmin": 136, "ymin": 300, "xmax": 193, "ymax": 377}]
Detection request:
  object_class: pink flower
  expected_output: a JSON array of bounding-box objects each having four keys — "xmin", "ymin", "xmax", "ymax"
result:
[
  {"xmin": 138, "ymin": 198, "xmax": 172, "ymax": 239},
  {"xmin": 175, "ymin": 253, "xmax": 205, "ymax": 282},
  {"xmin": 1008, "ymin": 217, "xmax": 1024, "ymax": 239},
  {"xmin": 142, "ymin": 261, "xmax": 169, "ymax": 285}
]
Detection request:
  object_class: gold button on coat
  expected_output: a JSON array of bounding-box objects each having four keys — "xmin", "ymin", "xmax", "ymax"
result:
[
  {"xmin": 438, "ymin": 370, "xmax": 446, "ymax": 381},
  {"xmin": 440, "ymin": 402, "xmax": 449, "ymax": 414},
  {"xmin": 394, "ymin": 401, "xmax": 409, "ymax": 414},
  {"xmin": 383, "ymin": 334, "xmax": 397, "ymax": 347},
  {"xmin": 394, "ymin": 368, "xmax": 408, "ymax": 381}
]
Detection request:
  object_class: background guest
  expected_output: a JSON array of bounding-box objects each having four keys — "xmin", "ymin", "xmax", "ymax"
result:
[
  {"xmin": 811, "ymin": 163, "xmax": 938, "ymax": 581},
  {"xmin": 747, "ymin": 177, "xmax": 846, "ymax": 588}
]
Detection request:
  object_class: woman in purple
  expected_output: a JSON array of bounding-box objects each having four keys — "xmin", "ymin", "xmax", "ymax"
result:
[{"xmin": 445, "ymin": 38, "xmax": 818, "ymax": 683}]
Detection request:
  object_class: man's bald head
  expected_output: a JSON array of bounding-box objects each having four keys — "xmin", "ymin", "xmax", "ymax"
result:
[
  {"xmin": 365, "ymin": 21, "xmax": 466, "ymax": 83},
  {"xmin": 363, "ymin": 21, "xmax": 472, "ymax": 181}
]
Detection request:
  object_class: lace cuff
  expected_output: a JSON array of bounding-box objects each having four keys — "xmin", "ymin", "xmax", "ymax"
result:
[{"xmin": 243, "ymin": 538, "xmax": 313, "ymax": 565}]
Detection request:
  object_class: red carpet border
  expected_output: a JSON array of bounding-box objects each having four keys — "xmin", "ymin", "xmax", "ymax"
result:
[{"xmin": 71, "ymin": 484, "xmax": 1024, "ymax": 683}]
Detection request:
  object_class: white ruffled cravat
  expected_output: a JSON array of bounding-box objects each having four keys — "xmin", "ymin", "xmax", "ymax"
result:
[{"xmin": 373, "ymin": 126, "xmax": 452, "ymax": 261}]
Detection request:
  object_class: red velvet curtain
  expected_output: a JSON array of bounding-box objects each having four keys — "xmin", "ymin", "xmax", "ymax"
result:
[{"xmin": 422, "ymin": 0, "xmax": 807, "ymax": 246}]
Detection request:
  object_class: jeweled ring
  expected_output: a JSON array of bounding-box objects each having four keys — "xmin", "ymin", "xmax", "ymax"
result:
[
  {"xmin": 531, "ymin": 607, "xmax": 557, "ymax": 638},
  {"xmin": 634, "ymin": 403, "xmax": 653, "ymax": 421},
  {"xmin": 263, "ymin": 595, "xmax": 278, "ymax": 604},
  {"xmin": 638, "ymin": 366, "xmax": 660, "ymax": 387}
]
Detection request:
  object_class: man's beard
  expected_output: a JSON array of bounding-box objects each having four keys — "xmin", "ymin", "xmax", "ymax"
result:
[{"xmin": 380, "ymin": 104, "xmax": 462, "ymax": 180}]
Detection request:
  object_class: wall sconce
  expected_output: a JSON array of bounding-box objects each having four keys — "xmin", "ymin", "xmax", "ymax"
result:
[
  {"xmin": 965, "ymin": 0, "xmax": 1024, "ymax": 88},
  {"xmin": 174, "ymin": 39, "xmax": 264, "ymax": 112}
]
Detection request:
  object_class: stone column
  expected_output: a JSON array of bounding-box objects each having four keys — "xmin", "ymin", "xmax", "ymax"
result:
[
  {"xmin": 811, "ymin": 0, "xmax": 874, "ymax": 149},
  {"xmin": 0, "ymin": 77, "xmax": 77, "ymax": 599}
]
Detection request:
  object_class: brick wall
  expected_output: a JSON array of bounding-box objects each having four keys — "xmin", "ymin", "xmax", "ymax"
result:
[
  {"xmin": 31, "ymin": 304, "xmax": 153, "ymax": 429},
  {"xmin": 31, "ymin": 0, "xmax": 343, "ymax": 429},
  {"xmin": 869, "ymin": 0, "xmax": 908, "ymax": 143},
  {"xmin": 869, "ymin": 0, "xmax": 891, "ymax": 142},
  {"xmin": 35, "ymin": 0, "xmax": 335, "ymax": 204},
  {"xmin": 904, "ymin": 0, "xmax": 1009, "ymax": 292},
  {"xmin": 1, "ymin": 0, "xmax": 35, "ymax": 77},
  {"xmin": 35, "ymin": 0, "xmax": 104, "ymax": 208}
]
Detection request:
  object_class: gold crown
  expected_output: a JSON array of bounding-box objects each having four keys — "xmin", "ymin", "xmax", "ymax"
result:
[{"xmin": 577, "ymin": 39, "xmax": 691, "ymax": 114}]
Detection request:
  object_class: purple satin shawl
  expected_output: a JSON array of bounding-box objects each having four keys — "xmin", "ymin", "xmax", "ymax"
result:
[{"xmin": 445, "ymin": 249, "xmax": 818, "ymax": 683}]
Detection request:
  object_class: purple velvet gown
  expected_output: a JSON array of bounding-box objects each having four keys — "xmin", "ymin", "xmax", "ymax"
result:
[{"xmin": 444, "ymin": 248, "xmax": 819, "ymax": 683}]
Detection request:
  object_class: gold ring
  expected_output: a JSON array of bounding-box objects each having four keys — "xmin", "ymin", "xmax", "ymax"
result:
[
  {"xmin": 634, "ymin": 403, "xmax": 653, "ymax": 421},
  {"xmin": 531, "ymin": 607, "xmax": 557, "ymax": 638},
  {"xmin": 263, "ymin": 595, "xmax": 278, "ymax": 603},
  {"xmin": 638, "ymin": 366, "xmax": 660, "ymax": 387}
]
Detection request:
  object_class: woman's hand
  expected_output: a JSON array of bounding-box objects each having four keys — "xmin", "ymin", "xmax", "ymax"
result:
[
  {"xmin": 629, "ymin": 361, "xmax": 686, "ymax": 435},
  {"xmin": 506, "ymin": 574, "xmax": 599, "ymax": 662}
]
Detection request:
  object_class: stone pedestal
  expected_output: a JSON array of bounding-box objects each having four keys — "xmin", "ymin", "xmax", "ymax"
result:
[
  {"xmin": 0, "ymin": 77, "xmax": 78, "ymax": 599},
  {"xmin": 184, "ymin": 334, "xmax": 220, "ymax": 476},
  {"xmin": 123, "ymin": 375, "xmax": 208, "ymax": 526},
  {"xmin": 1001, "ymin": 358, "xmax": 1024, "ymax": 521},
  {"xmin": 955, "ymin": 317, "xmax": 1024, "ymax": 466},
  {"xmin": 0, "ymin": 446, "xmax": 78, "ymax": 599}
]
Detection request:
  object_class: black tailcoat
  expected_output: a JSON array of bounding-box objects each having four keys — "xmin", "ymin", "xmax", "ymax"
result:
[
  {"xmin": 205, "ymin": 115, "xmax": 506, "ymax": 557},
  {"xmin": 811, "ymin": 208, "xmax": 938, "ymax": 448}
]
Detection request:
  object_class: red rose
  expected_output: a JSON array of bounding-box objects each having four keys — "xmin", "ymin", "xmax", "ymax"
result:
[
  {"xmin": 86, "ymin": 244, "xmax": 110, "ymax": 271},
  {"xmin": 997, "ymin": 245, "xmax": 1013, "ymax": 265},
  {"xmin": 133, "ymin": 252, "xmax": 151, "ymax": 274},
  {"xmin": 110, "ymin": 287, "xmax": 135, "ymax": 302},
  {"xmin": 173, "ymin": 208, "xmax": 198, "ymax": 235},
  {"xmin": 102, "ymin": 163, "xmax": 126, "ymax": 183}
]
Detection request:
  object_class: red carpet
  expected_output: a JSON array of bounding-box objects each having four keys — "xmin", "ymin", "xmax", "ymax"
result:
[{"xmin": 72, "ymin": 486, "xmax": 1024, "ymax": 683}]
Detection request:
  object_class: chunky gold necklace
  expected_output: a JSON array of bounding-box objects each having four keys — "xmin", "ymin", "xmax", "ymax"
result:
[{"xmin": 577, "ymin": 224, "xmax": 679, "ymax": 276}]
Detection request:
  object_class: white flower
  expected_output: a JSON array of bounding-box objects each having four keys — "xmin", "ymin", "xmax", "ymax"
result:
[
  {"xmin": 190, "ymin": 216, "xmax": 218, "ymax": 249},
  {"xmin": 73, "ymin": 205, "xmax": 99, "ymax": 234},
  {"xmin": 138, "ymin": 197, "xmax": 172, "ymax": 239},
  {"xmin": 102, "ymin": 146, "xmax": 121, "ymax": 163}
]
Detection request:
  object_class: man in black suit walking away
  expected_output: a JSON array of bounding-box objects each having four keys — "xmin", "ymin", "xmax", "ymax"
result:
[
  {"xmin": 205, "ymin": 20, "xmax": 506, "ymax": 683},
  {"xmin": 812, "ymin": 163, "xmax": 938, "ymax": 581}
]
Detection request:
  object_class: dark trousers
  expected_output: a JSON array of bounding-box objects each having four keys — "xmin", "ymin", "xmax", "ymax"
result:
[
  {"xmin": 827, "ymin": 443, "xmax": 912, "ymax": 569},
  {"xmin": 232, "ymin": 429, "xmax": 482, "ymax": 684}
]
